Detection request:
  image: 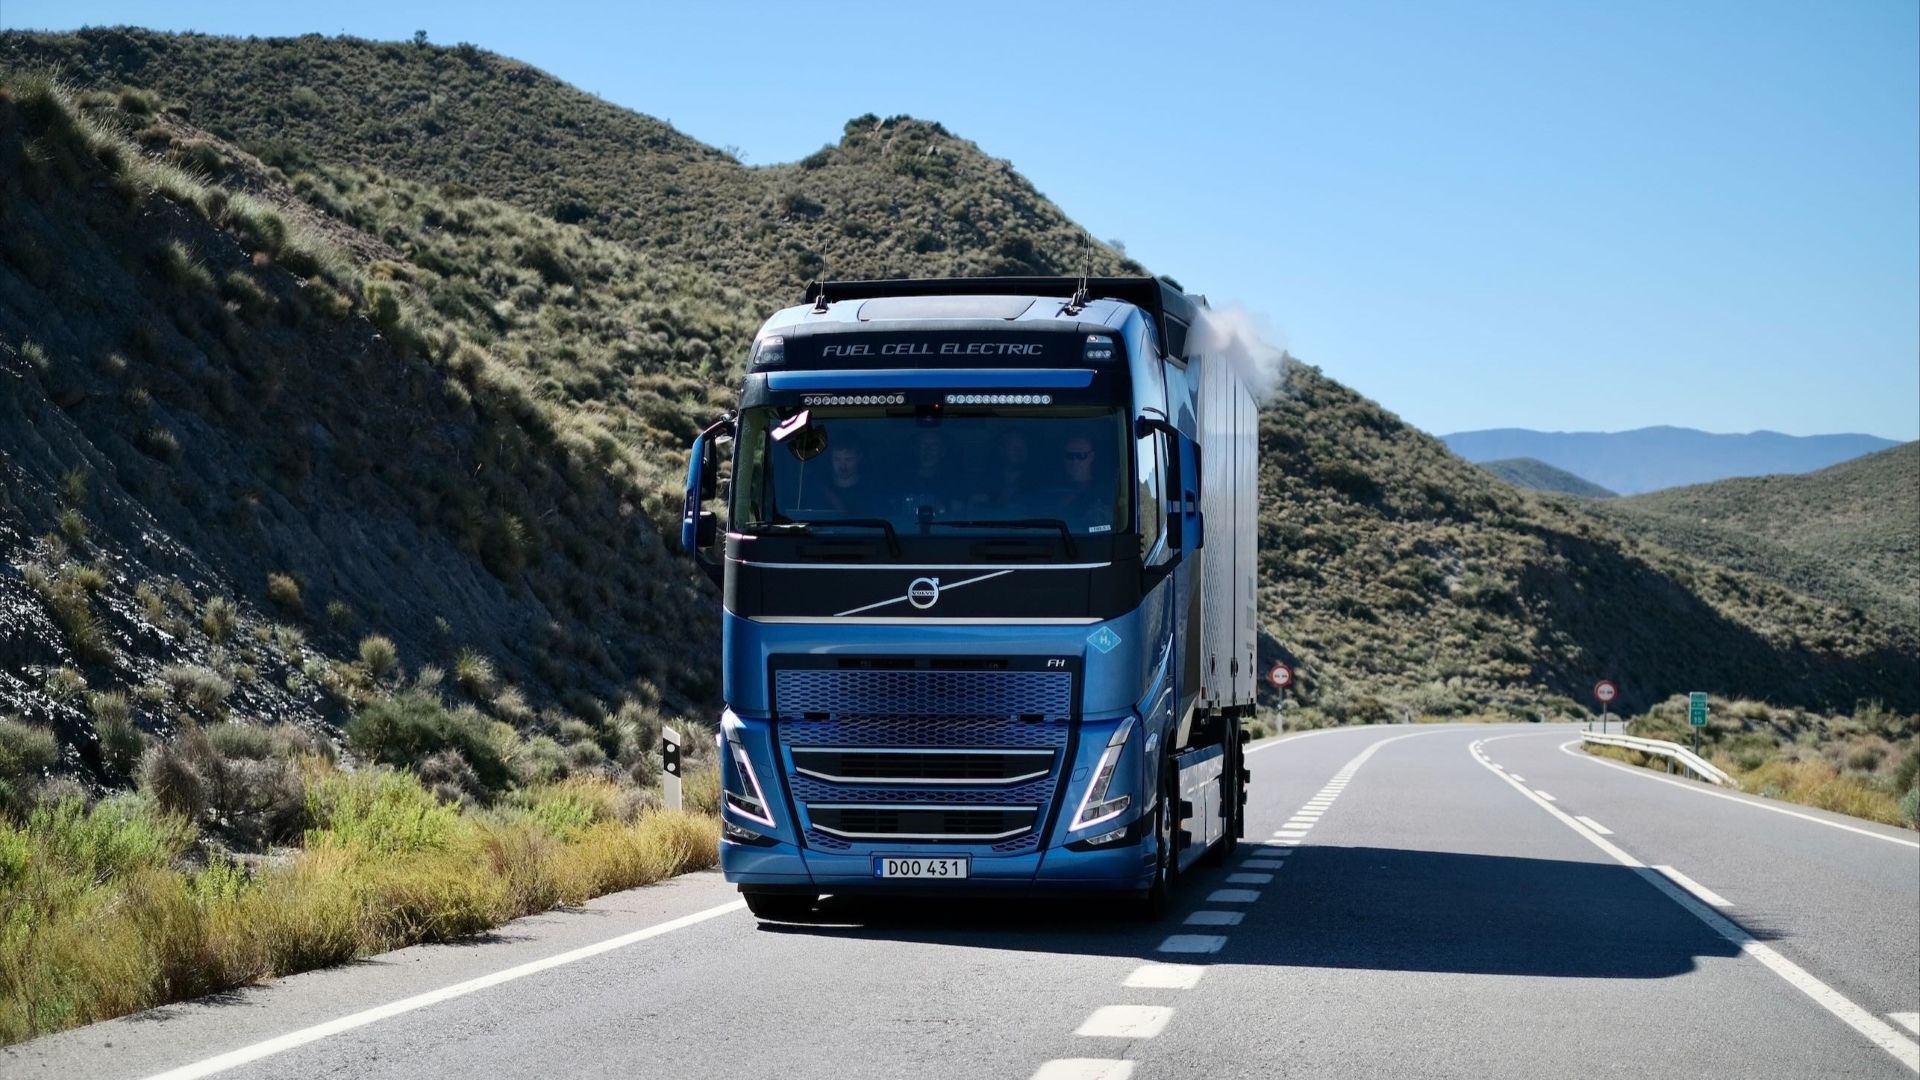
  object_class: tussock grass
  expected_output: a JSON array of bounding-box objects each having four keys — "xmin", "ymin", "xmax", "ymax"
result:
[
  {"xmin": 1584, "ymin": 696, "xmax": 1918, "ymax": 828},
  {"xmin": 0, "ymin": 773, "xmax": 717, "ymax": 1045}
]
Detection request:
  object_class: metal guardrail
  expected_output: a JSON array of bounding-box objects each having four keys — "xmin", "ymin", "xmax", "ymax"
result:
[{"xmin": 1581, "ymin": 731, "xmax": 1734, "ymax": 787}]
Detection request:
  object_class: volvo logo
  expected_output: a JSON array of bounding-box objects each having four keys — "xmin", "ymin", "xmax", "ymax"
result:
[{"xmin": 907, "ymin": 577, "xmax": 941, "ymax": 609}]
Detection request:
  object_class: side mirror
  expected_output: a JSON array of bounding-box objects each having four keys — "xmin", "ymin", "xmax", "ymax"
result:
[{"xmin": 681, "ymin": 415, "xmax": 734, "ymax": 586}]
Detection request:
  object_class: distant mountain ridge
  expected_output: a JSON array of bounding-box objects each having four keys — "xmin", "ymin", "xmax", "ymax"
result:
[
  {"xmin": 1443, "ymin": 426, "xmax": 1899, "ymax": 496},
  {"xmin": 1478, "ymin": 458, "xmax": 1616, "ymax": 498}
]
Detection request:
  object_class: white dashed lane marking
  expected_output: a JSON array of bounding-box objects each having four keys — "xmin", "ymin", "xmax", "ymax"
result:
[
  {"xmin": 1534, "ymin": 790, "xmax": 1557, "ymax": 802},
  {"xmin": 1892, "ymin": 1013, "xmax": 1920, "ymax": 1037},
  {"xmin": 1574, "ymin": 815, "xmax": 1613, "ymax": 835},
  {"xmin": 1156, "ymin": 934, "xmax": 1228, "ymax": 954},
  {"xmin": 1030, "ymin": 1059, "xmax": 1134, "ymax": 1080},
  {"xmin": 1075, "ymin": 1005, "xmax": 1173, "ymax": 1039},
  {"xmin": 1184, "ymin": 910, "xmax": 1244, "ymax": 927},
  {"xmin": 1046, "ymin": 729, "xmax": 1453, "ymax": 1080},
  {"xmin": 1124, "ymin": 963, "xmax": 1205, "ymax": 989}
]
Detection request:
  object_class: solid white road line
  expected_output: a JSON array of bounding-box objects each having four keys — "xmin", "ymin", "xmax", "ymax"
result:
[
  {"xmin": 1534, "ymin": 790, "xmax": 1557, "ymax": 802},
  {"xmin": 1124, "ymin": 963, "xmax": 1206, "ymax": 990},
  {"xmin": 1555, "ymin": 739, "xmax": 1920, "ymax": 849},
  {"xmin": 1654, "ymin": 865, "xmax": 1734, "ymax": 908},
  {"xmin": 136, "ymin": 898, "xmax": 746, "ymax": 1080},
  {"xmin": 1075, "ymin": 1005, "xmax": 1173, "ymax": 1039},
  {"xmin": 1227, "ymin": 873, "xmax": 1274, "ymax": 885},
  {"xmin": 1472, "ymin": 740, "xmax": 1920, "ymax": 1072},
  {"xmin": 1207, "ymin": 889, "xmax": 1261, "ymax": 903},
  {"xmin": 1575, "ymin": 815, "xmax": 1613, "ymax": 835},
  {"xmin": 1892, "ymin": 1014, "xmax": 1920, "ymax": 1037},
  {"xmin": 1184, "ymin": 910, "xmax": 1245, "ymax": 927},
  {"xmin": 1156, "ymin": 934, "xmax": 1228, "ymax": 954},
  {"xmin": 1031, "ymin": 1059, "xmax": 1135, "ymax": 1080}
]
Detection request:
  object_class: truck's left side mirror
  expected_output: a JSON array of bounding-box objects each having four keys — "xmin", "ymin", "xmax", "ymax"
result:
[{"xmin": 681, "ymin": 415, "xmax": 734, "ymax": 586}]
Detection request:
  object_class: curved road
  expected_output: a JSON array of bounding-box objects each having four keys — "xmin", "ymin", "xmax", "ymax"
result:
[{"xmin": 5, "ymin": 723, "xmax": 1915, "ymax": 1079}]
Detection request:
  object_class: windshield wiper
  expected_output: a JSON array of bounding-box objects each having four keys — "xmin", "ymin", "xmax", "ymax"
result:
[
  {"xmin": 936, "ymin": 518, "xmax": 1078, "ymax": 559},
  {"xmin": 746, "ymin": 517, "xmax": 901, "ymax": 557}
]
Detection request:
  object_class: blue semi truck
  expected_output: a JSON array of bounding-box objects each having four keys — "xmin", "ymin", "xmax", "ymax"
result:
[{"xmin": 679, "ymin": 276, "xmax": 1259, "ymax": 920}]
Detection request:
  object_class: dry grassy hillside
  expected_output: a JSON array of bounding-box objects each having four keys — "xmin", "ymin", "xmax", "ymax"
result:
[{"xmin": 0, "ymin": 27, "xmax": 1139, "ymax": 304}]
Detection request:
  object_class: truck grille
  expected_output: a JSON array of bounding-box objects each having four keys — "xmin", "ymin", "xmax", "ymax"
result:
[
  {"xmin": 772, "ymin": 665, "xmax": 1073, "ymax": 852},
  {"xmin": 790, "ymin": 748, "xmax": 1054, "ymax": 784},
  {"xmin": 808, "ymin": 806, "xmax": 1036, "ymax": 841}
]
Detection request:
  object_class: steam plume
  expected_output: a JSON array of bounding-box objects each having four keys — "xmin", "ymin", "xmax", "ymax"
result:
[{"xmin": 1191, "ymin": 303, "xmax": 1288, "ymax": 402}]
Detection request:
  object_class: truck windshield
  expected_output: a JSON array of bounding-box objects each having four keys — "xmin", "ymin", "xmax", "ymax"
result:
[{"xmin": 733, "ymin": 406, "xmax": 1129, "ymax": 537}]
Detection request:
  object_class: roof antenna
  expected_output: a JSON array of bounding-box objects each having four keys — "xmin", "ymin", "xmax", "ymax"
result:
[
  {"xmin": 1064, "ymin": 235, "xmax": 1091, "ymax": 315},
  {"xmin": 810, "ymin": 280, "xmax": 831, "ymax": 314}
]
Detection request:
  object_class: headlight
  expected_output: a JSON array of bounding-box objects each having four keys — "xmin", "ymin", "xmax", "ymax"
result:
[
  {"xmin": 724, "ymin": 737, "xmax": 776, "ymax": 827},
  {"xmin": 1069, "ymin": 718, "xmax": 1134, "ymax": 831}
]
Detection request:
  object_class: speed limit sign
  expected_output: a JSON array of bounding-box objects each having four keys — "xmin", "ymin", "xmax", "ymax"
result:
[
  {"xmin": 1269, "ymin": 662, "xmax": 1293, "ymax": 691},
  {"xmin": 1593, "ymin": 680, "xmax": 1618, "ymax": 706}
]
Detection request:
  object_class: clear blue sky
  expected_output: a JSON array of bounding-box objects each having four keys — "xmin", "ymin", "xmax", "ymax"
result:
[{"xmin": 7, "ymin": 0, "xmax": 1916, "ymax": 439}]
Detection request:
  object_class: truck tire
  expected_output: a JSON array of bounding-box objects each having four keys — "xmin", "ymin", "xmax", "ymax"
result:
[
  {"xmin": 1205, "ymin": 718, "xmax": 1243, "ymax": 865},
  {"xmin": 1133, "ymin": 761, "xmax": 1179, "ymax": 920},
  {"xmin": 742, "ymin": 890, "xmax": 816, "ymax": 922}
]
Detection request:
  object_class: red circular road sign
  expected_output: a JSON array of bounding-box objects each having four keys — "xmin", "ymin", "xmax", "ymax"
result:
[
  {"xmin": 1269, "ymin": 662, "xmax": 1293, "ymax": 690},
  {"xmin": 1593, "ymin": 679, "xmax": 1619, "ymax": 705}
]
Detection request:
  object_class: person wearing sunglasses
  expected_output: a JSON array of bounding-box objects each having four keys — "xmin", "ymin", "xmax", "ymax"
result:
[{"xmin": 1055, "ymin": 435, "xmax": 1112, "ymax": 528}]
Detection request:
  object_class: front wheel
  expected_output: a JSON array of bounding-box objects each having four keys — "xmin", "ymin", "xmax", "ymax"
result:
[
  {"xmin": 1132, "ymin": 761, "xmax": 1179, "ymax": 920},
  {"xmin": 742, "ymin": 890, "xmax": 816, "ymax": 922}
]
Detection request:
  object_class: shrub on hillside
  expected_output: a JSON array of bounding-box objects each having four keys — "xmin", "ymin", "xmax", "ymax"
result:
[
  {"xmin": 346, "ymin": 691, "xmax": 511, "ymax": 793},
  {"xmin": 265, "ymin": 573, "xmax": 303, "ymax": 616},
  {"xmin": 358, "ymin": 635, "xmax": 399, "ymax": 680},
  {"xmin": 0, "ymin": 719, "xmax": 60, "ymax": 813}
]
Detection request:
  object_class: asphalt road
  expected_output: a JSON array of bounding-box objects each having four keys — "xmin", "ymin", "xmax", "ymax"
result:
[{"xmin": 5, "ymin": 722, "xmax": 1916, "ymax": 1079}]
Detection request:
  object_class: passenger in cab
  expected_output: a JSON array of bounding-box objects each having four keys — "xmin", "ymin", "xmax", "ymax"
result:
[
  {"xmin": 1055, "ymin": 434, "xmax": 1112, "ymax": 529},
  {"xmin": 821, "ymin": 432, "xmax": 868, "ymax": 513},
  {"xmin": 902, "ymin": 428, "xmax": 953, "ymax": 517}
]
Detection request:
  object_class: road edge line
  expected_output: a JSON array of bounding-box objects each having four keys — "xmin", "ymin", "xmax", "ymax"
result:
[
  {"xmin": 1555, "ymin": 739, "xmax": 1920, "ymax": 850},
  {"xmin": 1471, "ymin": 739, "xmax": 1919, "ymax": 1072},
  {"xmin": 138, "ymin": 898, "xmax": 747, "ymax": 1080}
]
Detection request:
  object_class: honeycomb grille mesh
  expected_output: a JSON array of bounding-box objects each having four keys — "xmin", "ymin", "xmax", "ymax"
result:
[
  {"xmin": 775, "ymin": 669, "xmax": 1071, "ymax": 719},
  {"xmin": 773, "ymin": 665, "xmax": 1073, "ymax": 851}
]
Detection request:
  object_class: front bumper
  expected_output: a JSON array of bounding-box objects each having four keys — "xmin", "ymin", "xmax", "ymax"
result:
[{"xmin": 722, "ymin": 833, "xmax": 1156, "ymax": 895}]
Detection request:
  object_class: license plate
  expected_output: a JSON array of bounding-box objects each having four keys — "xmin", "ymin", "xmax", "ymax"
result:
[{"xmin": 873, "ymin": 856, "xmax": 970, "ymax": 880}]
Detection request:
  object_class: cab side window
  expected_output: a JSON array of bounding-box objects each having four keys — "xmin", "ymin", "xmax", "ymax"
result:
[{"xmin": 1137, "ymin": 429, "xmax": 1168, "ymax": 563}]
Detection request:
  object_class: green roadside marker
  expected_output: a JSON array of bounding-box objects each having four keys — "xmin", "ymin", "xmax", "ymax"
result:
[
  {"xmin": 1688, "ymin": 692, "xmax": 1709, "ymax": 727},
  {"xmin": 1687, "ymin": 691, "xmax": 1708, "ymax": 756}
]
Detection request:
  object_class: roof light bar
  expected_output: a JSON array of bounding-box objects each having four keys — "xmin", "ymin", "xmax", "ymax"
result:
[
  {"xmin": 799, "ymin": 393, "xmax": 907, "ymax": 407},
  {"xmin": 943, "ymin": 393, "xmax": 1054, "ymax": 406}
]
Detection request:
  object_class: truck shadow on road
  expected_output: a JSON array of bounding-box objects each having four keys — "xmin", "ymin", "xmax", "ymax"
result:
[{"xmin": 764, "ymin": 845, "xmax": 1769, "ymax": 980}]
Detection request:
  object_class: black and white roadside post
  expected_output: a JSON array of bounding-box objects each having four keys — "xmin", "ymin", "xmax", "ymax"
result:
[
  {"xmin": 1268, "ymin": 661, "xmax": 1293, "ymax": 731},
  {"xmin": 1593, "ymin": 680, "xmax": 1619, "ymax": 733},
  {"xmin": 661, "ymin": 727, "xmax": 682, "ymax": 811}
]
